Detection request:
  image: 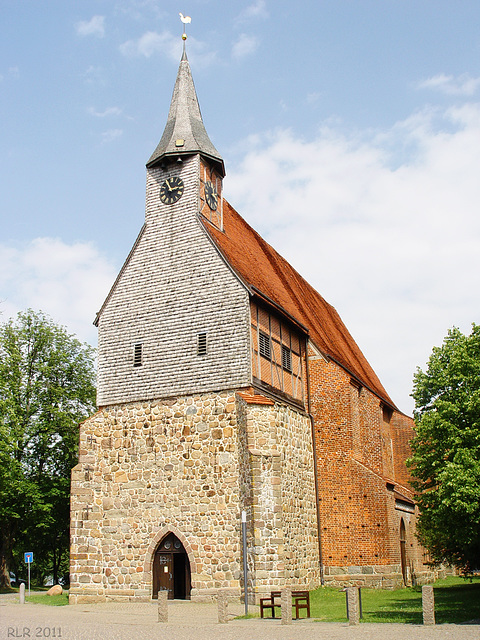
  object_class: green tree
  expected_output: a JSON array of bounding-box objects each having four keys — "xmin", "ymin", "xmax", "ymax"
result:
[
  {"xmin": 409, "ymin": 324, "xmax": 480, "ymax": 573},
  {"xmin": 0, "ymin": 310, "xmax": 96, "ymax": 588}
]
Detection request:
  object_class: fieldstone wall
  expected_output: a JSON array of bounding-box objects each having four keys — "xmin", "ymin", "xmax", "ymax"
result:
[
  {"xmin": 70, "ymin": 391, "xmax": 243, "ymax": 603},
  {"xmin": 236, "ymin": 393, "xmax": 321, "ymax": 601},
  {"xmin": 70, "ymin": 389, "xmax": 321, "ymax": 603}
]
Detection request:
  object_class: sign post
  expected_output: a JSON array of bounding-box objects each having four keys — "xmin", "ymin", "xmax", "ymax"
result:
[
  {"xmin": 241, "ymin": 511, "xmax": 248, "ymax": 616},
  {"xmin": 24, "ymin": 552, "xmax": 33, "ymax": 596}
]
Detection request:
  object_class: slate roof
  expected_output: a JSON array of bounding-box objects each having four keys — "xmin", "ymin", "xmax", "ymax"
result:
[
  {"xmin": 202, "ymin": 200, "xmax": 396, "ymax": 410},
  {"xmin": 147, "ymin": 49, "xmax": 225, "ymax": 177}
]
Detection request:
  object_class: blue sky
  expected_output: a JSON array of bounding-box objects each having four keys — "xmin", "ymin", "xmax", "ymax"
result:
[{"xmin": 1, "ymin": 1, "xmax": 480, "ymax": 414}]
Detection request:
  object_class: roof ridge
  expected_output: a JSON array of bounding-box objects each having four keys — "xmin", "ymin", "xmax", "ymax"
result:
[{"xmin": 203, "ymin": 199, "xmax": 396, "ymax": 409}]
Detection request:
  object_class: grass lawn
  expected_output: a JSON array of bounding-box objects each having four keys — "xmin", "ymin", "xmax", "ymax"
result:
[
  {"xmin": 260, "ymin": 576, "xmax": 480, "ymax": 624},
  {"xmin": 0, "ymin": 587, "xmax": 69, "ymax": 606},
  {"xmin": 26, "ymin": 592, "xmax": 69, "ymax": 606},
  {"xmin": 318, "ymin": 576, "xmax": 480, "ymax": 624}
]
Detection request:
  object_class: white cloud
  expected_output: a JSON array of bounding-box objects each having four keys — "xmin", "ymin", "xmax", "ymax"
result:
[
  {"xmin": 0, "ymin": 238, "xmax": 117, "ymax": 346},
  {"xmin": 119, "ymin": 31, "xmax": 216, "ymax": 67},
  {"xmin": 115, "ymin": 0, "xmax": 165, "ymax": 21},
  {"xmin": 418, "ymin": 73, "xmax": 480, "ymax": 96},
  {"xmin": 237, "ymin": 0, "xmax": 268, "ymax": 21},
  {"xmin": 101, "ymin": 129, "xmax": 123, "ymax": 143},
  {"xmin": 88, "ymin": 106, "xmax": 123, "ymax": 118},
  {"xmin": 0, "ymin": 66, "xmax": 19, "ymax": 82},
  {"xmin": 82, "ymin": 65, "xmax": 106, "ymax": 86},
  {"xmin": 226, "ymin": 104, "xmax": 480, "ymax": 414},
  {"xmin": 232, "ymin": 34, "xmax": 258, "ymax": 60},
  {"xmin": 76, "ymin": 15, "xmax": 105, "ymax": 38},
  {"xmin": 306, "ymin": 92, "xmax": 322, "ymax": 105},
  {"xmin": 120, "ymin": 30, "xmax": 177, "ymax": 59}
]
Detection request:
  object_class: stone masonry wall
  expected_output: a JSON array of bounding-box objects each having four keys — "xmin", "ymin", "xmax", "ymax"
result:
[
  {"xmin": 70, "ymin": 388, "xmax": 321, "ymax": 603},
  {"xmin": 96, "ymin": 155, "xmax": 251, "ymax": 406},
  {"xmin": 70, "ymin": 391, "xmax": 245, "ymax": 603},
  {"xmin": 236, "ymin": 393, "xmax": 321, "ymax": 601}
]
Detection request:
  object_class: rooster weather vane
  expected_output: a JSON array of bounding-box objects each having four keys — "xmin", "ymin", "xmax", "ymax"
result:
[{"xmin": 179, "ymin": 12, "xmax": 191, "ymax": 41}]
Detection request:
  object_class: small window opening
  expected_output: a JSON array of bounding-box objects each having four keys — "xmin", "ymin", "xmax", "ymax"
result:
[
  {"xmin": 133, "ymin": 343, "xmax": 143, "ymax": 367},
  {"xmin": 259, "ymin": 331, "xmax": 271, "ymax": 359},
  {"xmin": 198, "ymin": 332, "xmax": 207, "ymax": 356},
  {"xmin": 282, "ymin": 345, "xmax": 292, "ymax": 371},
  {"xmin": 383, "ymin": 405, "xmax": 393, "ymax": 423}
]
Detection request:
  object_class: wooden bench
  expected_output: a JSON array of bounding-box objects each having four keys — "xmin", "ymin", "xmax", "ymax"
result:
[{"xmin": 260, "ymin": 590, "xmax": 310, "ymax": 619}]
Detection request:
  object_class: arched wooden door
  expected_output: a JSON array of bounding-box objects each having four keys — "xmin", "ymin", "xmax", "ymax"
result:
[
  {"xmin": 152, "ymin": 532, "xmax": 191, "ymax": 600},
  {"xmin": 400, "ymin": 519, "xmax": 407, "ymax": 585}
]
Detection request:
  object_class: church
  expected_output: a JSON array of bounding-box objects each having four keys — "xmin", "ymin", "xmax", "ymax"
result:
[{"xmin": 69, "ymin": 40, "xmax": 430, "ymax": 604}]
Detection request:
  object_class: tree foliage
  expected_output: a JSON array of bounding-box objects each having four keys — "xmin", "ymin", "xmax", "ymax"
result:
[
  {"xmin": 409, "ymin": 324, "xmax": 480, "ymax": 573},
  {"xmin": 0, "ymin": 310, "xmax": 96, "ymax": 588}
]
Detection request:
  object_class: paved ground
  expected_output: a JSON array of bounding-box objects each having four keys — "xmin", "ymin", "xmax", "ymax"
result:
[{"xmin": 1, "ymin": 593, "xmax": 479, "ymax": 640}]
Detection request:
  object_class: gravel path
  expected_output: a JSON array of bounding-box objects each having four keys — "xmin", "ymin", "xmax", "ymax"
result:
[{"xmin": 1, "ymin": 596, "xmax": 479, "ymax": 640}]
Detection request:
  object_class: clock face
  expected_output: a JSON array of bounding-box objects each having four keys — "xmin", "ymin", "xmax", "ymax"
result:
[
  {"xmin": 205, "ymin": 181, "xmax": 218, "ymax": 211},
  {"xmin": 160, "ymin": 176, "xmax": 184, "ymax": 205}
]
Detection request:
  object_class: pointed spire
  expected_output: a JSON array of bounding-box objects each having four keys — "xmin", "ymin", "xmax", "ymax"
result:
[{"xmin": 147, "ymin": 51, "xmax": 225, "ymax": 177}]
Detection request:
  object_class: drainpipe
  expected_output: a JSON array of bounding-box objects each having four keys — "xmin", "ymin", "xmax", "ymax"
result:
[{"xmin": 305, "ymin": 339, "xmax": 325, "ymax": 585}]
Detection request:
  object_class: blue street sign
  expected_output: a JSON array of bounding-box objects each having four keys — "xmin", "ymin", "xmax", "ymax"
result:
[{"xmin": 24, "ymin": 552, "xmax": 33, "ymax": 564}]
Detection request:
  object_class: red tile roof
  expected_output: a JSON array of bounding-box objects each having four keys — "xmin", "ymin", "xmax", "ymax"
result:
[
  {"xmin": 237, "ymin": 391, "xmax": 275, "ymax": 406},
  {"xmin": 202, "ymin": 200, "xmax": 396, "ymax": 409}
]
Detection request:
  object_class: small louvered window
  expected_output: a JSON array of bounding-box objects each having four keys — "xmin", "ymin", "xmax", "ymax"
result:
[
  {"xmin": 282, "ymin": 345, "xmax": 292, "ymax": 372},
  {"xmin": 133, "ymin": 343, "xmax": 143, "ymax": 367},
  {"xmin": 259, "ymin": 331, "xmax": 271, "ymax": 359},
  {"xmin": 198, "ymin": 332, "xmax": 207, "ymax": 356}
]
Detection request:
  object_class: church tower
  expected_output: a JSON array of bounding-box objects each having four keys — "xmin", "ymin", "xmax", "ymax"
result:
[
  {"xmin": 94, "ymin": 47, "xmax": 250, "ymax": 408},
  {"xmin": 70, "ymin": 28, "xmax": 429, "ymax": 605},
  {"xmin": 147, "ymin": 46, "xmax": 226, "ymax": 232},
  {"xmin": 69, "ymin": 41, "xmax": 321, "ymax": 604}
]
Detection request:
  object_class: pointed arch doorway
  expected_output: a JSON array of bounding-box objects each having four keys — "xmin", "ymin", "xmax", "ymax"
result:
[{"xmin": 153, "ymin": 532, "xmax": 191, "ymax": 600}]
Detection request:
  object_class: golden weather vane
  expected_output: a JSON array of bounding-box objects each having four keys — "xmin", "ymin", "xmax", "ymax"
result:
[{"xmin": 179, "ymin": 12, "xmax": 191, "ymax": 41}]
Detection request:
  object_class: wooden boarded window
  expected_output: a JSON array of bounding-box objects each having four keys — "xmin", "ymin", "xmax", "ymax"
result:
[{"xmin": 250, "ymin": 301, "xmax": 304, "ymax": 403}]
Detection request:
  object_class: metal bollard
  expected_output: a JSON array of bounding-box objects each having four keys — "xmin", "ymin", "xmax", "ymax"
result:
[
  {"xmin": 422, "ymin": 585, "xmax": 435, "ymax": 625},
  {"xmin": 157, "ymin": 590, "xmax": 168, "ymax": 622}
]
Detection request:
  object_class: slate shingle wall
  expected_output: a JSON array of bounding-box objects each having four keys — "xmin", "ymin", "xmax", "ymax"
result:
[{"xmin": 96, "ymin": 156, "xmax": 251, "ymax": 406}]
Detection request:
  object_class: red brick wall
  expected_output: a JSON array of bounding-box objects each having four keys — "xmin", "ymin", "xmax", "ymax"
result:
[
  {"xmin": 390, "ymin": 412, "xmax": 416, "ymax": 489},
  {"xmin": 309, "ymin": 354, "xmax": 423, "ymax": 574}
]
